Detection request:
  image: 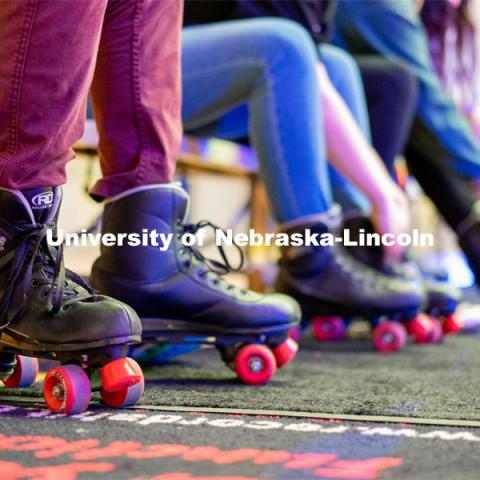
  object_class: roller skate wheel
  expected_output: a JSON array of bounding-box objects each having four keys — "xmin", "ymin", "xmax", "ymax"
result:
[
  {"xmin": 43, "ymin": 365, "xmax": 91, "ymax": 414},
  {"xmin": 101, "ymin": 358, "xmax": 144, "ymax": 408},
  {"xmin": 443, "ymin": 314, "xmax": 463, "ymax": 335},
  {"xmin": 272, "ymin": 338, "xmax": 298, "ymax": 368},
  {"xmin": 311, "ymin": 316, "xmax": 346, "ymax": 341},
  {"xmin": 429, "ymin": 317, "xmax": 444, "ymax": 344},
  {"xmin": 3, "ymin": 355, "xmax": 39, "ymax": 388},
  {"xmin": 408, "ymin": 314, "xmax": 435, "ymax": 344},
  {"xmin": 234, "ymin": 344, "xmax": 277, "ymax": 385},
  {"xmin": 373, "ymin": 322, "xmax": 407, "ymax": 353},
  {"xmin": 288, "ymin": 327, "xmax": 301, "ymax": 342},
  {"xmin": 101, "ymin": 357, "xmax": 143, "ymax": 393}
]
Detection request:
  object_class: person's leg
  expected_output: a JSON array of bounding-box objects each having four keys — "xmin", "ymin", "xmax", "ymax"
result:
[
  {"xmin": 320, "ymin": 44, "xmax": 371, "ymax": 141},
  {"xmin": 177, "ymin": 19, "xmax": 425, "ymax": 348},
  {"xmin": 0, "ymin": 0, "xmax": 106, "ymax": 188},
  {"xmin": 0, "ymin": 0, "xmax": 142, "ymax": 413},
  {"xmin": 357, "ymin": 56, "xmax": 419, "ymax": 178},
  {"xmin": 182, "ymin": 18, "xmax": 331, "ymax": 223},
  {"xmin": 334, "ymin": 0, "xmax": 480, "ymax": 179},
  {"xmin": 90, "ymin": 0, "xmax": 182, "ymax": 199},
  {"xmin": 318, "ymin": 44, "xmax": 371, "ymax": 213},
  {"xmin": 91, "ymin": 18, "xmax": 320, "ymax": 380},
  {"xmin": 334, "ymin": 0, "xmax": 480, "ymax": 283}
]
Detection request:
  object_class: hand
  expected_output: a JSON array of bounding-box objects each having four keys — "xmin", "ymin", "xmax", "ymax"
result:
[{"xmin": 370, "ymin": 183, "xmax": 411, "ymax": 264}]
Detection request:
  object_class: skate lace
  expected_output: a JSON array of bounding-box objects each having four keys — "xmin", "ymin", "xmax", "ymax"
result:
[
  {"xmin": 181, "ymin": 220, "xmax": 245, "ymax": 275},
  {"xmin": 0, "ymin": 222, "xmax": 93, "ymax": 328},
  {"xmin": 179, "ymin": 220, "xmax": 249, "ymax": 294}
]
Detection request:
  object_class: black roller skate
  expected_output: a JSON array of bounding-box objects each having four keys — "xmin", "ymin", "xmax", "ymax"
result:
[
  {"xmin": 0, "ymin": 187, "xmax": 144, "ymax": 413},
  {"xmin": 423, "ymin": 274, "xmax": 462, "ymax": 336},
  {"xmin": 344, "ymin": 215, "xmax": 462, "ymax": 340},
  {"xmin": 91, "ymin": 184, "xmax": 300, "ymax": 385},
  {"xmin": 276, "ymin": 213, "xmax": 426, "ymax": 353}
]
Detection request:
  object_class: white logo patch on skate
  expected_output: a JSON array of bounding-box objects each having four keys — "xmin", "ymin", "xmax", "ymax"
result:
[{"xmin": 31, "ymin": 192, "xmax": 53, "ymax": 209}]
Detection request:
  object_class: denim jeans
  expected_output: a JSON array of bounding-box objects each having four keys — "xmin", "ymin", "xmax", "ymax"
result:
[
  {"xmin": 0, "ymin": 0, "xmax": 182, "ymax": 198},
  {"xmin": 335, "ymin": 0, "xmax": 480, "ymax": 180},
  {"xmin": 182, "ymin": 18, "xmax": 371, "ymax": 223}
]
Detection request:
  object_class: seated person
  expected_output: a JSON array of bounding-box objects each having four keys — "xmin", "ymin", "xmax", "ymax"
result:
[{"xmin": 181, "ymin": 13, "xmax": 432, "ymax": 345}]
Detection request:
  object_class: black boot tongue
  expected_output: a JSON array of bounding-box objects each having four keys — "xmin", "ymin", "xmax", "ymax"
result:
[{"xmin": 22, "ymin": 187, "xmax": 55, "ymax": 223}]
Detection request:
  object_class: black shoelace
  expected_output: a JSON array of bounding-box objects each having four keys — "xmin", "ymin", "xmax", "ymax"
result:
[
  {"xmin": 0, "ymin": 222, "xmax": 92, "ymax": 329},
  {"xmin": 181, "ymin": 220, "xmax": 245, "ymax": 275}
]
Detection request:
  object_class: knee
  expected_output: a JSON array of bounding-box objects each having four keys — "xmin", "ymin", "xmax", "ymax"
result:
[
  {"xmin": 247, "ymin": 18, "xmax": 319, "ymax": 72},
  {"xmin": 381, "ymin": 58, "xmax": 419, "ymax": 106},
  {"xmin": 321, "ymin": 45, "xmax": 363, "ymax": 85}
]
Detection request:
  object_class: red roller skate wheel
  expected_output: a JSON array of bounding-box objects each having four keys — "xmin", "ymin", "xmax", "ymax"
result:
[
  {"xmin": 289, "ymin": 327, "xmax": 301, "ymax": 342},
  {"xmin": 43, "ymin": 365, "xmax": 91, "ymax": 414},
  {"xmin": 272, "ymin": 338, "xmax": 298, "ymax": 368},
  {"xmin": 234, "ymin": 344, "xmax": 277, "ymax": 385},
  {"xmin": 443, "ymin": 314, "xmax": 463, "ymax": 335},
  {"xmin": 407, "ymin": 314, "xmax": 435, "ymax": 344},
  {"xmin": 429, "ymin": 317, "xmax": 444, "ymax": 343},
  {"xmin": 101, "ymin": 358, "xmax": 144, "ymax": 408},
  {"xmin": 312, "ymin": 316, "xmax": 346, "ymax": 341},
  {"xmin": 373, "ymin": 322, "xmax": 407, "ymax": 353},
  {"xmin": 101, "ymin": 357, "xmax": 142, "ymax": 393},
  {"xmin": 3, "ymin": 355, "xmax": 39, "ymax": 388}
]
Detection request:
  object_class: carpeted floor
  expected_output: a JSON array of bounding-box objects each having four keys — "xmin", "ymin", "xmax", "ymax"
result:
[
  {"xmin": 136, "ymin": 333, "xmax": 479, "ymax": 421},
  {"xmin": 1, "ymin": 332, "xmax": 479, "ymax": 479},
  {"xmin": 0, "ymin": 405, "xmax": 479, "ymax": 479},
  {"xmin": 2, "ymin": 331, "xmax": 479, "ymax": 421}
]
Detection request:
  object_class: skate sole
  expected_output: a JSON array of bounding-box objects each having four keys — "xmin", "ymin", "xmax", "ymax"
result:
[
  {"xmin": 0, "ymin": 330, "xmax": 141, "ymax": 363},
  {"xmin": 288, "ymin": 291, "xmax": 421, "ymax": 321},
  {"xmin": 141, "ymin": 318, "xmax": 293, "ymax": 347}
]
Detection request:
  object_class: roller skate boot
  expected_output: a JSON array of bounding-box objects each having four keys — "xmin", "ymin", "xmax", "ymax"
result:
[
  {"xmin": 457, "ymin": 204, "xmax": 480, "ymax": 286},
  {"xmin": 91, "ymin": 184, "xmax": 300, "ymax": 385},
  {"xmin": 344, "ymin": 215, "xmax": 461, "ymax": 339},
  {"xmin": 276, "ymin": 212, "xmax": 425, "ymax": 353},
  {"xmin": 0, "ymin": 187, "xmax": 144, "ymax": 413}
]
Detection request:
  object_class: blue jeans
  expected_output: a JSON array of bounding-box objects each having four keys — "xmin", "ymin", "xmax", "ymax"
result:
[
  {"xmin": 182, "ymin": 18, "xmax": 370, "ymax": 223},
  {"xmin": 334, "ymin": 0, "xmax": 480, "ymax": 179}
]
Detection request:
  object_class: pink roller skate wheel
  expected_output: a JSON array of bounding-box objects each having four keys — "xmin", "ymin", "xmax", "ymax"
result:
[
  {"xmin": 272, "ymin": 338, "xmax": 298, "ymax": 368},
  {"xmin": 44, "ymin": 365, "xmax": 91, "ymax": 414},
  {"xmin": 443, "ymin": 314, "xmax": 463, "ymax": 335},
  {"xmin": 234, "ymin": 344, "xmax": 277, "ymax": 385},
  {"xmin": 373, "ymin": 322, "xmax": 407, "ymax": 353},
  {"xmin": 429, "ymin": 317, "xmax": 444, "ymax": 343},
  {"xmin": 3, "ymin": 355, "xmax": 39, "ymax": 388},
  {"xmin": 312, "ymin": 316, "xmax": 346, "ymax": 341},
  {"xmin": 101, "ymin": 358, "xmax": 144, "ymax": 408},
  {"xmin": 408, "ymin": 314, "xmax": 435, "ymax": 343}
]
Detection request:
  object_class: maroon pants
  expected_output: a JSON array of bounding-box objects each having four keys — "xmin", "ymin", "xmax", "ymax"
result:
[{"xmin": 0, "ymin": 0, "xmax": 182, "ymax": 198}]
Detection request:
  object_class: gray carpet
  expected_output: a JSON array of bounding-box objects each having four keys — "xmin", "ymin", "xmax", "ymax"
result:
[
  {"xmin": 2, "ymin": 333, "xmax": 479, "ymax": 421},
  {"xmin": 0, "ymin": 404, "xmax": 479, "ymax": 479},
  {"xmin": 135, "ymin": 333, "xmax": 479, "ymax": 421}
]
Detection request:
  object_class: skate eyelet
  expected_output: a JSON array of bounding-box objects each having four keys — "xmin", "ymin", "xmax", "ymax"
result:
[
  {"xmin": 31, "ymin": 280, "xmax": 39, "ymax": 288},
  {"xmin": 62, "ymin": 305, "xmax": 70, "ymax": 311},
  {"xmin": 41, "ymin": 290, "xmax": 49, "ymax": 298}
]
